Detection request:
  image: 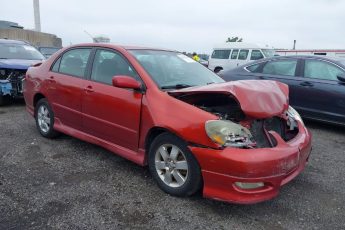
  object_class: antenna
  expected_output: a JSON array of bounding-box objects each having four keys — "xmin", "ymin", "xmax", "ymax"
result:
[{"xmin": 84, "ymin": 30, "xmax": 94, "ymax": 42}]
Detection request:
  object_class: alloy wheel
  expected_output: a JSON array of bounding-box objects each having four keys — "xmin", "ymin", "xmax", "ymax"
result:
[
  {"xmin": 37, "ymin": 104, "xmax": 51, "ymax": 133},
  {"xmin": 155, "ymin": 144, "xmax": 189, "ymax": 188}
]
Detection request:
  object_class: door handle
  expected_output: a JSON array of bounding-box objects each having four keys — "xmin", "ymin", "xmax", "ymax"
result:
[
  {"xmin": 259, "ymin": 76, "xmax": 265, "ymax": 79},
  {"xmin": 84, "ymin": 85, "xmax": 94, "ymax": 93},
  {"xmin": 300, "ymin": 81, "xmax": 313, "ymax": 87}
]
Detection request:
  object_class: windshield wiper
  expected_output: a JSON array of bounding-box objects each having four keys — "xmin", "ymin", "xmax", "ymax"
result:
[{"xmin": 161, "ymin": 84, "xmax": 194, "ymax": 89}]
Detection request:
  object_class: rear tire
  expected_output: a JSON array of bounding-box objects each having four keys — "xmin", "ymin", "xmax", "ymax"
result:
[
  {"xmin": 148, "ymin": 133, "xmax": 203, "ymax": 197},
  {"xmin": 214, "ymin": 67, "xmax": 223, "ymax": 73},
  {"xmin": 35, "ymin": 98, "xmax": 60, "ymax": 138}
]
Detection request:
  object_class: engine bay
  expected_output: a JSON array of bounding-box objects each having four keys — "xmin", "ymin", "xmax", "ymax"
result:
[
  {"xmin": 175, "ymin": 92, "xmax": 299, "ymax": 148},
  {"xmin": 176, "ymin": 93, "xmax": 246, "ymax": 122}
]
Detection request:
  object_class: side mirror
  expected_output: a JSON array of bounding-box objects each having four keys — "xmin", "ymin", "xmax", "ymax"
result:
[
  {"xmin": 112, "ymin": 76, "xmax": 142, "ymax": 90},
  {"xmin": 337, "ymin": 73, "xmax": 345, "ymax": 83}
]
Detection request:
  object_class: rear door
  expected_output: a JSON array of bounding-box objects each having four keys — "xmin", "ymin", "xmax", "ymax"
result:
[
  {"xmin": 298, "ymin": 58, "xmax": 345, "ymax": 123},
  {"xmin": 81, "ymin": 48, "xmax": 143, "ymax": 151},
  {"xmin": 47, "ymin": 48, "xmax": 92, "ymax": 130}
]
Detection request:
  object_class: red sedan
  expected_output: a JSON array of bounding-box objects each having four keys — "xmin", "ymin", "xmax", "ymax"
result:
[{"xmin": 23, "ymin": 44, "xmax": 312, "ymax": 204}]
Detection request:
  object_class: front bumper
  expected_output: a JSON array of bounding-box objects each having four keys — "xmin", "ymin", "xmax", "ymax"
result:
[{"xmin": 190, "ymin": 122, "xmax": 312, "ymax": 204}]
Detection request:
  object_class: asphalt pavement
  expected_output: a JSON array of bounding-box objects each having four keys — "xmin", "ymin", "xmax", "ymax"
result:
[{"xmin": 1, "ymin": 102, "xmax": 344, "ymax": 230}]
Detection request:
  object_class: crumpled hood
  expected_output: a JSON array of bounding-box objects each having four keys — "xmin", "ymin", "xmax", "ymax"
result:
[
  {"xmin": 169, "ymin": 80, "xmax": 289, "ymax": 119},
  {"xmin": 0, "ymin": 59, "xmax": 42, "ymax": 70}
]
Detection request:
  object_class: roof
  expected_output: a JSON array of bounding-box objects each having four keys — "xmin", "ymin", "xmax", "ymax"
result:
[
  {"xmin": 250, "ymin": 55, "xmax": 345, "ymax": 67},
  {"xmin": 66, "ymin": 43, "xmax": 176, "ymax": 52},
  {"xmin": 276, "ymin": 49, "xmax": 345, "ymax": 53},
  {"xmin": 213, "ymin": 42, "xmax": 273, "ymax": 49},
  {"xmin": 0, "ymin": 38, "xmax": 28, "ymax": 44}
]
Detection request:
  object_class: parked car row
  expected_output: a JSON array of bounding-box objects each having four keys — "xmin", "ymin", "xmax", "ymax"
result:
[{"xmin": 23, "ymin": 43, "xmax": 312, "ymax": 204}]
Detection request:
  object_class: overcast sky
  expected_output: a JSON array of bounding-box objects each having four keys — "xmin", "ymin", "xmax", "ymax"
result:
[{"xmin": 1, "ymin": 0, "xmax": 344, "ymax": 53}]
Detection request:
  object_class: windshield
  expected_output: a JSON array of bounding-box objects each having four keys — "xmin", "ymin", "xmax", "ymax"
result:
[
  {"xmin": 0, "ymin": 43, "xmax": 45, "ymax": 60},
  {"xmin": 262, "ymin": 49, "xmax": 275, "ymax": 58},
  {"xmin": 129, "ymin": 50, "xmax": 224, "ymax": 89}
]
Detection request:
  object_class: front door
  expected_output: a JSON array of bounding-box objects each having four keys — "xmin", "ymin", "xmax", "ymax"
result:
[
  {"xmin": 299, "ymin": 59, "xmax": 345, "ymax": 123},
  {"xmin": 81, "ymin": 48, "xmax": 143, "ymax": 151}
]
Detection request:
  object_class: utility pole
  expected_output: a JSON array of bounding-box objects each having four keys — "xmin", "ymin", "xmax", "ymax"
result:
[{"xmin": 33, "ymin": 0, "xmax": 41, "ymax": 32}]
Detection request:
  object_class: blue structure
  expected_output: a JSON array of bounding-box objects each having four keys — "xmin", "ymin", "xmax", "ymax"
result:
[{"xmin": 0, "ymin": 39, "xmax": 45, "ymax": 105}]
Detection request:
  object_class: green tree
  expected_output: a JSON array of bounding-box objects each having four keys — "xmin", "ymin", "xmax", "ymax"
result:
[{"xmin": 226, "ymin": 37, "xmax": 243, "ymax": 42}]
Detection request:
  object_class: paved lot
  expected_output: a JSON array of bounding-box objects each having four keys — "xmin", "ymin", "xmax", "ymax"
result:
[{"xmin": 1, "ymin": 102, "xmax": 345, "ymax": 230}]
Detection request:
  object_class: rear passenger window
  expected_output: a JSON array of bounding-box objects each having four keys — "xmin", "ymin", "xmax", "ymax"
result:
[
  {"xmin": 91, "ymin": 49, "xmax": 140, "ymax": 85},
  {"xmin": 262, "ymin": 60, "xmax": 297, "ymax": 76},
  {"xmin": 231, "ymin": 49, "xmax": 239, "ymax": 59},
  {"xmin": 238, "ymin": 50, "xmax": 249, "ymax": 60},
  {"xmin": 250, "ymin": 50, "xmax": 264, "ymax": 60},
  {"xmin": 59, "ymin": 49, "xmax": 91, "ymax": 77},
  {"xmin": 211, "ymin": 50, "xmax": 231, "ymax": 59}
]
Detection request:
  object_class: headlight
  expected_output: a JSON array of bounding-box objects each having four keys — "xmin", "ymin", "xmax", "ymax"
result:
[
  {"xmin": 287, "ymin": 106, "xmax": 304, "ymax": 127},
  {"xmin": 205, "ymin": 120, "xmax": 255, "ymax": 148}
]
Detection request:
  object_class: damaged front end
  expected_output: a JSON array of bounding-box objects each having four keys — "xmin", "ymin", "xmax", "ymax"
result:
[
  {"xmin": 204, "ymin": 106, "xmax": 300, "ymax": 149},
  {"xmin": 0, "ymin": 68, "xmax": 26, "ymax": 99},
  {"xmin": 169, "ymin": 81, "xmax": 301, "ymax": 149}
]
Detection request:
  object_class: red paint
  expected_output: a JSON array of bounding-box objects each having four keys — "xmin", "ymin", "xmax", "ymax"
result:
[
  {"xmin": 112, "ymin": 75, "xmax": 142, "ymax": 90},
  {"xmin": 24, "ymin": 43, "xmax": 312, "ymax": 204},
  {"xmin": 169, "ymin": 80, "xmax": 289, "ymax": 119}
]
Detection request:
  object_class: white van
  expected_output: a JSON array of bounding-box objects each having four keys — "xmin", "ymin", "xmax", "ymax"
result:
[{"xmin": 208, "ymin": 43, "xmax": 275, "ymax": 73}]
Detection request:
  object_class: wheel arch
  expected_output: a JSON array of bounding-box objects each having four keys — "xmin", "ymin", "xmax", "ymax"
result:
[
  {"xmin": 33, "ymin": 93, "xmax": 46, "ymax": 108},
  {"xmin": 144, "ymin": 126, "xmax": 187, "ymax": 155}
]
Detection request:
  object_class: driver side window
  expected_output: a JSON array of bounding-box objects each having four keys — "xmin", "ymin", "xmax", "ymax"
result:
[{"xmin": 91, "ymin": 49, "xmax": 140, "ymax": 85}]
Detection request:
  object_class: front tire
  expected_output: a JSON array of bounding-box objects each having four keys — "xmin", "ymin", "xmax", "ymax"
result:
[
  {"xmin": 35, "ymin": 98, "xmax": 59, "ymax": 138},
  {"xmin": 148, "ymin": 133, "xmax": 202, "ymax": 197}
]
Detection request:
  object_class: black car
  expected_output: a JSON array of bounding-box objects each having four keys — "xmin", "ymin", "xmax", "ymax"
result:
[{"xmin": 220, "ymin": 55, "xmax": 345, "ymax": 126}]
